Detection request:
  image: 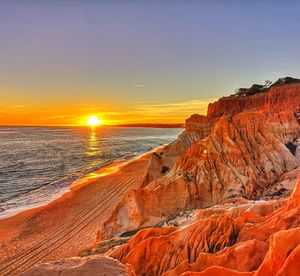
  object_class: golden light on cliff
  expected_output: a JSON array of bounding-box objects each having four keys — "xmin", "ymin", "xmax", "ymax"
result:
[{"xmin": 87, "ymin": 116, "xmax": 104, "ymax": 127}]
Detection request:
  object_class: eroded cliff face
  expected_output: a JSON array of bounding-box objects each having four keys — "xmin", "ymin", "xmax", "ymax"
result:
[
  {"xmin": 142, "ymin": 131, "xmax": 205, "ymax": 186},
  {"xmin": 141, "ymin": 82, "xmax": 300, "ymax": 190},
  {"xmin": 143, "ymin": 114, "xmax": 213, "ymax": 186},
  {"xmin": 98, "ymin": 79, "xmax": 300, "ymax": 275},
  {"xmin": 104, "ymin": 109, "xmax": 299, "ymax": 236},
  {"xmin": 207, "ymin": 81, "xmax": 300, "ymax": 118},
  {"xmin": 109, "ymin": 175, "xmax": 300, "ymax": 276}
]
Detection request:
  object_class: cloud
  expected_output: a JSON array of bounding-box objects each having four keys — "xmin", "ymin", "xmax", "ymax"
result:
[
  {"xmin": 110, "ymin": 98, "xmax": 217, "ymax": 124},
  {"xmin": 102, "ymin": 111, "xmax": 122, "ymax": 115},
  {"xmin": 38, "ymin": 114, "xmax": 77, "ymax": 121},
  {"xmin": 9, "ymin": 105, "xmax": 48, "ymax": 108},
  {"xmin": 131, "ymin": 99, "xmax": 216, "ymax": 118},
  {"xmin": 133, "ymin": 84, "xmax": 145, "ymax": 88}
]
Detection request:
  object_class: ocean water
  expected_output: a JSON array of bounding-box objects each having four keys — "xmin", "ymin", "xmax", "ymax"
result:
[{"xmin": 0, "ymin": 126, "xmax": 182, "ymax": 218}]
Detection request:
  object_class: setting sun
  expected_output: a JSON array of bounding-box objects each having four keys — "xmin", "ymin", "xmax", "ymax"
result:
[{"xmin": 87, "ymin": 116, "xmax": 103, "ymax": 127}]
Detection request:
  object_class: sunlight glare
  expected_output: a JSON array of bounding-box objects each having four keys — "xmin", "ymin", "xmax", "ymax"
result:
[{"xmin": 87, "ymin": 116, "xmax": 103, "ymax": 127}]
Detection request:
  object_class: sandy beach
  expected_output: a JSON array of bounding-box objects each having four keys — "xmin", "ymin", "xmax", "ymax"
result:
[{"xmin": 0, "ymin": 153, "xmax": 150, "ymax": 275}]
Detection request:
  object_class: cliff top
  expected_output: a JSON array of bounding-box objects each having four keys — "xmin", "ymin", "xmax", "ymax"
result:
[
  {"xmin": 206, "ymin": 76, "xmax": 300, "ymax": 118},
  {"xmin": 234, "ymin": 76, "xmax": 300, "ymax": 97}
]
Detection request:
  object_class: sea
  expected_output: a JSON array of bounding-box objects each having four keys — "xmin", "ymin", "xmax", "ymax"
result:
[{"xmin": 0, "ymin": 126, "xmax": 182, "ymax": 219}]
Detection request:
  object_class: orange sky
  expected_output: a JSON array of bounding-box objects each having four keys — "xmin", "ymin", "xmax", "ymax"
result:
[
  {"xmin": 1, "ymin": 2, "xmax": 300, "ymax": 126},
  {"xmin": 0, "ymin": 99, "xmax": 214, "ymax": 126}
]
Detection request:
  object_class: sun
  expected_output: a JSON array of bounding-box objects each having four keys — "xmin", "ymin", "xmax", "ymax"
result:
[{"xmin": 87, "ymin": 116, "xmax": 103, "ymax": 127}]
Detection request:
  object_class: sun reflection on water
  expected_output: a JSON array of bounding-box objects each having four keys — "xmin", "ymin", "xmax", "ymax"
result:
[{"xmin": 87, "ymin": 128, "xmax": 99, "ymax": 157}]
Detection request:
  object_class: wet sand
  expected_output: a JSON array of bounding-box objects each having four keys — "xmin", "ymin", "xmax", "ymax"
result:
[{"xmin": 0, "ymin": 153, "xmax": 150, "ymax": 275}]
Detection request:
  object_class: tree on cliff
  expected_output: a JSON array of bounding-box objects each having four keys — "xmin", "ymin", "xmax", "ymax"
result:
[{"xmin": 235, "ymin": 79, "xmax": 272, "ymax": 96}]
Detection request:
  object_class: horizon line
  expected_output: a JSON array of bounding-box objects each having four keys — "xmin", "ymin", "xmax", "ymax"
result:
[{"xmin": 0, "ymin": 123, "xmax": 185, "ymax": 128}]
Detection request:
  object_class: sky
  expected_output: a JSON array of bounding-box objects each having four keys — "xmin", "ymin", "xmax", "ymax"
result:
[{"xmin": 1, "ymin": 0, "xmax": 300, "ymax": 125}]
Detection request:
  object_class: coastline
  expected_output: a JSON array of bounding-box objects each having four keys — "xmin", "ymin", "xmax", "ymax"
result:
[
  {"xmin": 0, "ymin": 160, "xmax": 124, "ymax": 243},
  {"xmin": 0, "ymin": 142, "xmax": 164, "ymax": 222},
  {"xmin": 0, "ymin": 147, "xmax": 156, "ymax": 274},
  {"xmin": 0, "ymin": 160, "xmax": 122, "ymax": 221},
  {"xmin": 0, "ymin": 153, "xmax": 148, "ymax": 242}
]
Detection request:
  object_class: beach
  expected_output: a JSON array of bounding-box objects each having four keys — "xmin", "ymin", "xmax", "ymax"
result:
[{"xmin": 0, "ymin": 153, "xmax": 150, "ymax": 275}]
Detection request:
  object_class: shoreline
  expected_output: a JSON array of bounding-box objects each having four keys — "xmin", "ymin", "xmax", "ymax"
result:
[
  {"xmin": 0, "ymin": 149, "xmax": 152, "ymax": 274},
  {"xmin": 0, "ymin": 149, "xmax": 160, "ymax": 223},
  {"xmin": 0, "ymin": 161, "xmax": 120, "ymax": 243},
  {"xmin": 0, "ymin": 146, "xmax": 158, "ymax": 245},
  {"xmin": 0, "ymin": 142, "xmax": 169, "ymax": 275},
  {"xmin": 0, "ymin": 159, "xmax": 123, "ymax": 221},
  {"xmin": 0, "ymin": 160, "xmax": 125, "ymax": 243},
  {"xmin": 0, "ymin": 150, "xmax": 150, "ymax": 221}
]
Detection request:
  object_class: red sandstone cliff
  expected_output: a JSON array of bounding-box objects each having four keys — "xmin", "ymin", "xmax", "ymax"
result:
[
  {"xmin": 106, "ymin": 175, "xmax": 300, "ymax": 275},
  {"xmin": 101, "ymin": 78, "xmax": 300, "ymax": 274},
  {"xmin": 207, "ymin": 80, "xmax": 300, "ymax": 118},
  {"xmin": 103, "ymin": 110, "xmax": 299, "ymax": 237}
]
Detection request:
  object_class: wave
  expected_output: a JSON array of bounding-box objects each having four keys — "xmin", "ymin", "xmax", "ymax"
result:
[{"xmin": 0, "ymin": 154, "xmax": 135, "ymax": 220}]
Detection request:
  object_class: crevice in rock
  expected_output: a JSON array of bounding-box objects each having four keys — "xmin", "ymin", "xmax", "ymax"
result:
[{"xmin": 285, "ymin": 142, "xmax": 297, "ymax": 155}]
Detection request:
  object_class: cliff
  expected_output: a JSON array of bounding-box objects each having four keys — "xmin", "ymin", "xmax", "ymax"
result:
[
  {"xmin": 100, "ymin": 77, "xmax": 300, "ymax": 274},
  {"xmin": 207, "ymin": 78, "xmax": 300, "ymax": 118},
  {"xmin": 105, "ymin": 176, "xmax": 300, "ymax": 276},
  {"xmin": 102, "ymin": 110, "xmax": 299, "ymax": 237}
]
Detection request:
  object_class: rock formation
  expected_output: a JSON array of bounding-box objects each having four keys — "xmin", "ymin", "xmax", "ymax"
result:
[
  {"xmin": 108, "ymin": 175, "xmax": 300, "ymax": 275},
  {"xmin": 143, "ymin": 114, "xmax": 213, "ymax": 186},
  {"xmin": 104, "ymin": 80, "xmax": 300, "ymax": 236},
  {"xmin": 101, "ymin": 77, "xmax": 300, "ymax": 274},
  {"xmin": 207, "ymin": 77, "xmax": 300, "ymax": 118}
]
